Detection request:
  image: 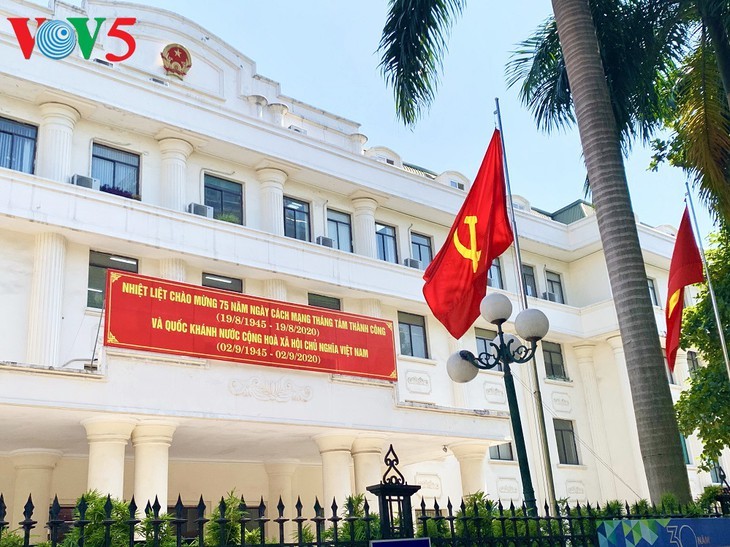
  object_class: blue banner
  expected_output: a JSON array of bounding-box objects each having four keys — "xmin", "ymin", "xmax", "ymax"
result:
[{"xmin": 597, "ymin": 518, "xmax": 730, "ymax": 547}]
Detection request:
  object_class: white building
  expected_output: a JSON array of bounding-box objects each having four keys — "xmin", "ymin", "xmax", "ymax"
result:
[{"xmin": 0, "ymin": 0, "xmax": 721, "ymax": 536}]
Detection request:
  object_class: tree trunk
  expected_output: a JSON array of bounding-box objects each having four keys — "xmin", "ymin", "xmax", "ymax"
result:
[{"xmin": 551, "ymin": 0, "xmax": 692, "ymax": 503}]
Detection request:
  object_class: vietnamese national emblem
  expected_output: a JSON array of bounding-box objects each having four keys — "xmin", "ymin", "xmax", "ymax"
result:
[{"xmin": 161, "ymin": 43, "xmax": 192, "ymax": 79}]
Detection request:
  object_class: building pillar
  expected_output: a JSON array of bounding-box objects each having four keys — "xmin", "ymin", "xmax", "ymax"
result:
[
  {"xmin": 10, "ymin": 449, "xmax": 62, "ymax": 540},
  {"xmin": 37, "ymin": 102, "xmax": 80, "ymax": 183},
  {"xmin": 158, "ymin": 138, "xmax": 194, "ymax": 212},
  {"xmin": 351, "ymin": 435, "xmax": 387, "ymax": 505},
  {"xmin": 265, "ymin": 461, "xmax": 297, "ymax": 537},
  {"xmin": 159, "ymin": 258, "xmax": 187, "ymax": 282},
  {"xmin": 450, "ymin": 442, "xmax": 488, "ymax": 497},
  {"xmin": 674, "ymin": 351, "xmax": 689, "ymax": 384},
  {"xmin": 359, "ymin": 299, "xmax": 382, "ymax": 318},
  {"xmin": 132, "ymin": 420, "xmax": 177, "ymax": 511},
  {"xmin": 257, "ymin": 168, "xmax": 287, "ymax": 236},
  {"xmin": 352, "ymin": 197, "xmax": 378, "ymax": 259},
  {"xmin": 82, "ymin": 417, "xmax": 136, "ymax": 499},
  {"xmin": 606, "ymin": 335, "xmax": 650, "ymax": 498},
  {"xmin": 573, "ymin": 344, "xmax": 617, "ymax": 500},
  {"xmin": 263, "ymin": 279, "xmax": 287, "ymax": 301},
  {"xmin": 314, "ymin": 434, "xmax": 355, "ymax": 510},
  {"xmin": 26, "ymin": 232, "xmax": 66, "ymax": 366}
]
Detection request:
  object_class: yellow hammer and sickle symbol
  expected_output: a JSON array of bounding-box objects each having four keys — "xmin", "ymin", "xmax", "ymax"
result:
[{"xmin": 453, "ymin": 215, "xmax": 481, "ymax": 273}]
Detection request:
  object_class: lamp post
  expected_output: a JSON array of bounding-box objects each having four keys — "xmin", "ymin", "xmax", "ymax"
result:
[{"xmin": 447, "ymin": 293, "xmax": 549, "ymax": 517}]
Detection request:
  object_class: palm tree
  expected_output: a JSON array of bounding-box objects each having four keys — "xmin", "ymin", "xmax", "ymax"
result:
[
  {"xmin": 507, "ymin": 0, "xmax": 730, "ymax": 223},
  {"xmin": 379, "ymin": 0, "xmax": 692, "ymax": 502}
]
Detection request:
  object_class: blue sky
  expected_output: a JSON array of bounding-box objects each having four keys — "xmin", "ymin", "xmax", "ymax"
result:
[{"xmin": 57, "ymin": 0, "xmax": 716, "ymax": 238}]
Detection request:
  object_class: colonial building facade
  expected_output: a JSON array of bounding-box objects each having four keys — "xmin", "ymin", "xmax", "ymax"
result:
[{"xmin": 0, "ymin": 0, "xmax": 721, "ymax": 537}]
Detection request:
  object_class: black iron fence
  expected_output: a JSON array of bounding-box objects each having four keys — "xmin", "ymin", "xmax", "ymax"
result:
[{"xmin": 1, "ymin": 491, "xmax": 728, "ymax": 547}]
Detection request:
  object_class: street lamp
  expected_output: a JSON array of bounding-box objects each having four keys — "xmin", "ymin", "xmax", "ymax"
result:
[{"xmin": 447, "ymin": 293, "xmax": 549, "ymax": 516}]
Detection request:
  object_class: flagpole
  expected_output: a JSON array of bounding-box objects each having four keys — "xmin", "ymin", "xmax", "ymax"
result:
[
  {"xmin": 684, "ymin": 181, "xmax": 730, "ymax": 379},
  {"xmin": 495, "ymin": 97, "xmax": 557, "ymax": 512}
]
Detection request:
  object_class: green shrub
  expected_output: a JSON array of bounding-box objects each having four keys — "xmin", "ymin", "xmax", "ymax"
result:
[{"xmin": 61, "ymin": 491, "xmax": 130, "ymax": 547}]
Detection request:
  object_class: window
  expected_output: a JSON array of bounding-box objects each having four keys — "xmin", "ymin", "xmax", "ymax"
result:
[
  {"xmin": 475, "ymin": 327, "xmax": 502, "ymax": 371},
  {"xmin": 680, "ymin": 435, "xmax": 692, "ymax": 465},
  {"xmin": 308, "ymin": 293, "xmax": 341, "ymax": 311},
  {"xmin": 647, "ymin": 278, "xmax": 659, "ymax": 306},
  {"xmin": 553, "ymin": 419, "xmax": 579, "ymax": 465},
  {"xmin": 545, "ymin": 271, "xmax": 565, "ymax": 304},
  {"xmin": 522, "ymin": 265, "xmax": 538, "ymax": 297},
  {"xmin": 0, "ymin": 116, "xmax": 36, "ymax": 173},
  {"xmin": 710, "ymin": 461, "xmax": 724, "ymax": 484},
  {"xmin": 398, "ymin": 312, "xmax": 428, "ymax": 359},
  {"xmin": 376, "ymin": 223, "xmax": 398, "ymax": 263},
  {"xmin": 542, "ymin": 341, "xmax": 568, "ymax": 380},
  {"xmin": 450, "ymin": 180, "xmax": 465, "ymax": 190},
  {"xmin": 687, "ymin": 351, "xmax": 700, "ymax": 375},
  {"xmin": 202, "ymin": 273, "xmax": 242, "ymax": 293},
  {"xmin": 410, "ymin": 233, "xmax": 433, "ymax": 268},
  {"xmin": 663, "ymin": 351, "xmax": 677, "ymax": 384},
  {"xmin": 327, "ymin": 209, "xmax": 353, "ymax": 252},
  {"xmin": 204, "ymin": 174, "xmax": 243, "ymax": 224},
  {"xmin": 488, "ymin": 259, "xmax": 503, "ymax": 289},
  {"xmin": 489, "ymin": 443, "xmax": 514, "ymax": 461},
  {"xmin": 92, "ymin": 143, "xmax": 140, "ymax": 198},
  {"xmin": 283, "ymin": 197, "xmax": 310, "ymax": 241},
  {"xmin": 88, "ymin": 251, "xmax": 138, "ymax": 308}
]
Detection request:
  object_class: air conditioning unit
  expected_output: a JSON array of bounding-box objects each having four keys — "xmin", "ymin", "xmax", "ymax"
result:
[
  {"xmin": 70, "ymin": 174, "xmax": 100, "ymax": 190},
  {"xmin": 187, "ymin": 203, "xmax": 214, "ymax": 218},
  {"xmin": 542, "ymin": 291, "xmax": 558, "ymax": 302},
  {"xmin": 403, "ymin": 258, "xmax": 422, "ymax": 269},
  {"xmin": 316, "ymin": 236, "xmax": 334, "ymax": 248}
]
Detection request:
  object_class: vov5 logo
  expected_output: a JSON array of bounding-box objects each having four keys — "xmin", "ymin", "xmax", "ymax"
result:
[{"xmin": 8, "ymin": 17, "xmax": 137, "ymax": 61}]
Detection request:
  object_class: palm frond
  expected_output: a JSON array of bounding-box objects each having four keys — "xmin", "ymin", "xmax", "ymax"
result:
[
  {"xmin": 378, "ymin": 0, "xmax": 466, "ymax": 126},
  {"xmin": 670, "ymin": 39, "xmax": 730, "ymax": 221}
]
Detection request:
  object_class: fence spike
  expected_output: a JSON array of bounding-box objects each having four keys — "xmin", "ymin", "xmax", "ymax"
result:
[
  {"xmin": 544, "ymin": 500, "xmax": 550, "ymax": 516},
  {"xmin": 295, "ymin": 497, "xmax": 303, "ymax": 516},
  {"xmin": 105, "ymin": 495, "xmax": 113, "ymax": 518},
  {"xmin": 313, "ymin": 498, "xmax": 323, "ymax": 518},
  {"xmin": 625, "ymin": 501, "xmax": 631, "ymax": 516},
  {"xmin": 420, "ymin": 498, "xmax": 426, "ymax": 512},
  {"xmin": 23, "ymin": 495, "xmax": 34, "ymax": 520},
  {"xmin": 50, "ymin": 496, "xmax": 61, "ymax": 520},
  {"xmin": 277, "ymin": 496, "xmax": 285, "ymax": 518},
  {"xmin": 0, "ymin": 493, "xmax": 6, "ymax": 525},
  {"xmin": 218, "ymin": 496, "xmax": 227, "ymax": 517},
  {"xmin": 196, "ymin": 495, "xmax": 206, "ymax": 517},
  {"xmin": 363, "ymin": 498, "xmax": 369, "ymax": 515},
  {"xmin": 497, "ymin": 499, "xmax": 504, "ymax": 515},
  {"xmin": 258, "ymin": 497, "xmax": 266, "ymax": 517},
  {"xmin": 145, "ymin": 501, "xmax": 152, "ymax": 516},
  {"xmin": 78, "ymin": 495, "xmax": 87, "ymax": 518},
  {"xmin": 129, "ymin": 497, "xmax": 137, "ymax": 518},
  {"xmin": 509, "ymin": 500, "xmax": 515, "ymax": 515},
  {"xmin": 446, "ymin": 497, "xmax": 453, "ymax": 514},
  {"xmin": 175, "ymin": 496, "xmax": 184, "ymax": 518},
  {"xmin": 330, "ymin": 498, "xmax": 338, "ymax": 518}
]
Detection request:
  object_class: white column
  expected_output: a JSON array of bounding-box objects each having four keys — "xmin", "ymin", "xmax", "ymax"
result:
[
  {"xmin": 158, "ymin": 138, "xmax": 193, "ymax": 212},
  {"xmin": 257, "ymin": 168, "xmax": 287, "ymax": 236},
  {"xmin": 314, "ymin": 434, "xmax": 355, "ymax": 510},
  {"xmin": 450, "ymin": 442, "xmax": 488, "ymax": 497},
  {"xmin": 352, "ymin": 197, "xmax": 378, "ymax": 258},
  {"xmin": 360, "ymin": 299, "xmax": 382, "ymax": 318},
  {"xmin": 267, "ymin": 103, "xmax": 289, "ymax": 127},
  {"xmin": 573, "ymin": 344, "xmax": 617, "ymax": 500},
  {"xmin": 26, "ymin": 232, "xmax": 66, "ymax": 366},
  {"xmin": 263, "ymin": 279, "xmax": 287, "ymax": 301},
  {"xmin": 132, "ymin": 420, "xmax": 177, "ymax": 511},
  {"xmin": 674, "ymin": 351, "xmax": 689, "ymax": 385},
  {"xmin": 606, "ymin": 335, "xmax": 650, "ymax": 498},
  {"xmin": 348, "ymin": 134, "xmax": 368, "ymax": 155},
  {"xmin": 10, "ymin": 449, "xmax": 62, "ymax": 540},
  {"xmin": 37, "ymin": 102, "xmax": 80, "ymax": 183},
  {"xmin": 351, "ymin": 435, "xmax": 387, "ymax": 504},
  {"xmin": 265, "ymin": 461, "xmax": 297, "ymax": 537},
  {"xmin": 159, "ymin": 259, "xmax": 187, "ymax": 282},
  {"xmin": 82, "ymin": 417, "xmax": 136, "ymax": 499}
]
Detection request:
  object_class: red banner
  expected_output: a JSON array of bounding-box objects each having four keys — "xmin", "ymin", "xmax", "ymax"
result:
[{"xmin": 104, "ymin": 271, "xmax": 397, "ymax": 381}]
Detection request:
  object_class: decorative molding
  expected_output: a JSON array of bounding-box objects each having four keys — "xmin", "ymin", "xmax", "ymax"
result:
[
  {"xmin": 229, "ymin": 377, "xmax": 312, "ymax": 402},
  {"xmin": 484, "ymin": 381, "xmax": 506, "ymax": 404},
  {"xmin": 405, "ymin": 371, "xmax": 432, "ymax": 394},
  {"xmin": 414, "ymin": 473, "xmax": 442, "ymax": 496},
  {"xmin": 566, "ymin": 480, "xmax": 586, "ymax": 501},
  {"xmin": 552, "ymin": 392, "xmax": 572, "ymax": 413},
  {"xmin": 497, "ymin": 478, "xmax": 520, "ymax": 498}
]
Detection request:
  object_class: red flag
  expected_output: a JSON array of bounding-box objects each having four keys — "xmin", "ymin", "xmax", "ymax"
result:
[
  {"xmin": 665, "ymin": 207, "xmax": 704, "ymax": 371},
  {"xmin": 423, "ymin": 129, "xmax": 514, "ymax": 338}
]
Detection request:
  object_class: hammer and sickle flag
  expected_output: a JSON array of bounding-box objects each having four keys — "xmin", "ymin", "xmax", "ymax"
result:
[
  {"xmin": 423, "ymin": 129, "xmax": 514, "ymax": 339},
  {"xmin": 665, "ymin": 206, "xmax": 704, "ymax": 371}
]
